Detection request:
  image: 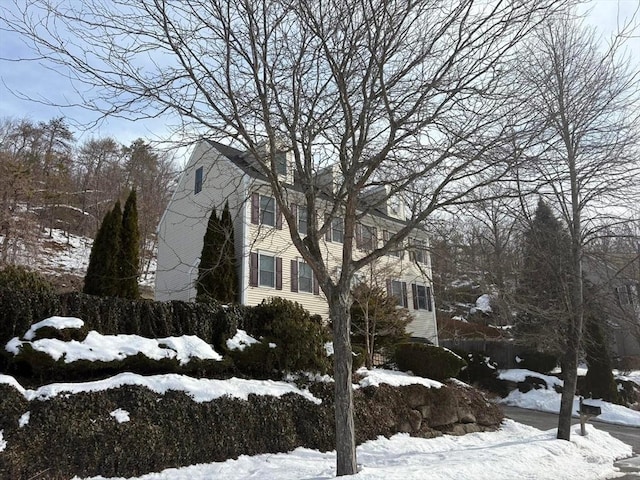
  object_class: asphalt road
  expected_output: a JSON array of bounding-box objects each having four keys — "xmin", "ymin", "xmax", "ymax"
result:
[{"xmin": 501, "ymin": 405, "xmax": 640, "ymax": 454}]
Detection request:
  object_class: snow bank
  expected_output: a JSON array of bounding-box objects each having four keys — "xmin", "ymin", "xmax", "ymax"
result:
[
  {"xmin": 499, "ymin": 383, "xmax": 640, "ymax": 427},
  {"xmin": 498, "ymin": 368, "xmax": 563, "ymax": 388},
  {"xmin": 73, "ymin": 421, "xmax": 631, "ymax": 480}
]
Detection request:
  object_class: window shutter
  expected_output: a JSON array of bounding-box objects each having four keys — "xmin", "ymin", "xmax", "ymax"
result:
[
  {"xmin": 411, "ymin": 283, "xmax": 418, "ymax": 310},
  {"xmin": 249, "ymin": 252, "xmax": 258, "ymax": 286},
  {"xmin": 290, "ymin": 259, "xmax": 298, "ymax": 292},
  {"xmin": 386, "ymin": 279, "xmax": 392, "ymax": 296},
  {"xmin": 313, "ymin": 272, "xmax": 319, "ymax": 295},
  {"xmin": 276, "ymin": 257, "xmax": 282, "ymax": 290},
  {"xmin": 291, "ymin": 203, "xmax": 298, "ymax": 230},
  {"xmin": 371, "ymin": 227, "xmax": 377, "ymax": 249},
  {"xmin": 325, "ymin": 215, "xmax": 332, "ymax": 242},
  {"xmin": 355, "ymin": 223, "xmax": 362, "ymax": 249},
  {"xmin": 276, "ymin": 202, "xmax": 283, "ymax": 229},
  {"xmin": 402, "ymin": 282, "xmax": 408, "ymax": 308},
  {"xmin": 426, "ymin": 286, "xmax": 433, "ymax": 311},
  {"xmin": 251, "ymin": 193, "xmax": 259, "ymax": 224}
]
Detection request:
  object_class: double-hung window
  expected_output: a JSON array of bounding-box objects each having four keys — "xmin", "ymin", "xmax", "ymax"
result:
[
  {"xmin": 251, "ymin": 193, "xmax": 281, "ymax": 228},
  {"xmin": 298, "ymin": 207, "xmax": 308, "ymax": 235},
  {"xmin": 274, "ymin": 152, "xmax": 287, "ymax": 176},
  {"xmin": 250, "ymin": 252, "xmax": 282, "ymax": 289},
  {"xmin": 291, "ymin": 259, "xmax": 318, "ymax": 294},
  {"xmin": 411, "ymin": 283, "xmax": 432, "ymax": 311},
  {"xmin": 383, "ymin": 230, "xmax": 402, "ymax": 258},
  {"xmin": 356, "ymin": 224, "xmax": 376, "ymax": 250},
  {"xmin": 413, "ymin": 239, "xmax": 428, "ymax": 264},
  {"xmin": 388, "ymin": 279, "xmax": 408, "ymax": 308},
  {"xmin": 329, "ymin": 217, "xmax": 344, "ymax": 243}
]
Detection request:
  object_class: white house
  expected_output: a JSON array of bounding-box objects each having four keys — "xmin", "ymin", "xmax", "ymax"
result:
[{"xmin": 155, "ymin": 140, "xmax": 438, "ymax": 344}]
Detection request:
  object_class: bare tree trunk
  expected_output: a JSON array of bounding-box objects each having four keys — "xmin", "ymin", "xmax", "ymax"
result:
[{"xmin": 329, "ymin": 288, "xmax": 356, "ymax": 476}]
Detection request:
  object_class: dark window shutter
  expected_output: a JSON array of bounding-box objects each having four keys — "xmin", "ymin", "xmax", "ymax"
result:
[
  {"xmin": 371, "ymin": 227, "xmax": 377, "ymax": 249},
  {"xmin": 290, "ymin": 259, "xmax": 298, "ymax": 292},
  {"xmin": 386, "ymin": 279, "xmax": 392, "ymax": 296},
  {"xmin": 291, "ymin": 203, "xmax": 298, "ymax": 231},
  {"xmin": 251, "ymin": 193, "xmax": 259, "ymax": 224},
  {"xmin": 355, "ymin": 223, "xmax": 362, "ymax": 248},
  {"xmin": 411, "ymin": 283, "xmax": 418, "ymax": 310},
  {"xmin": 325, "ymin": 215, "xmax": 332, "ymax": 242},
  {"xmin": 426, "ymin": 286, "xmax": 433, "ymax": 311},
  {"xmin": 249, "ymin": 252, "xmax": 258, "ymax": 286},
  {"xmin": 313, "ymin": 272, "xmax": 319, "ymax": 295},
  {"xmin": 402, "ymin": 282, "xmax": 408, "ymax": 308},
  {"xmin": 276, "ymin": 257, "xmax": 282, "ymax": 290},
  {"xmin": 276, "ymin": 202, "xmax": 282, "ymax": 229}
]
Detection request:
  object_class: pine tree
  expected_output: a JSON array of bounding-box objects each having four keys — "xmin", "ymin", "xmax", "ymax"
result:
[
  {"xmin": 83, "ymin": 200, "xmax": 122, "ymax": 296},
  {"xmin": 119, "ymin": 189, "xmax": 140, "ymax": 299},
  {"xmin": 515, "ymin": 199, "xmax": 571, "ymax": 352},
  {"xmin": 196, "ymin": 208, "xmax": 221, "ymax": 301},
  {"xmin": 219, "ymin": 202, "xmax": 238, "ymax": 303}
]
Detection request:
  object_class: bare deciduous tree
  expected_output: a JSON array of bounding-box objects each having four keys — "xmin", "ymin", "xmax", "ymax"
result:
[
  {"xmin": 514, "ymin": 15, "xmax": 640, "ymax": 440},
  {"xmin": 3, "ymin": 0, "xmax": 571, "ymax": 474}
]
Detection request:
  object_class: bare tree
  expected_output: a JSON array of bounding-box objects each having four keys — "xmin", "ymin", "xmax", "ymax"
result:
[
  {"xmin": 513, "ymin": 15, "xmax": 640, "ymax": 440},
  {"xmin": 3, "ymin": 0, "xmax": 571, "ymax": 474}
]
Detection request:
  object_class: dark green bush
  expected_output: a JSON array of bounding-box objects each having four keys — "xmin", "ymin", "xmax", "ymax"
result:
[
  {"xmin": 394, "ymin": 343, "xmax": 467, "ymax": 381},
  {"xmin": 240, "ymin": 298, "xmax": 330, "ymax": 375},
  {"xmin": 0, "ymin": 266, "xmax": 60, "ymax": 360},
  {"xmin": 516, "ymin": 350, "xmax": 558, "ymax": 374},
  {"xmin": 228, "ymin": 341, "xmax": 277, "ymax": 378}
]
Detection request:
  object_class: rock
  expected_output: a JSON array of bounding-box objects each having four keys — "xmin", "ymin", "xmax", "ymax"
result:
[{"xmin": 457, "ymin": 410, "xmax": 476, "ymax": 424}]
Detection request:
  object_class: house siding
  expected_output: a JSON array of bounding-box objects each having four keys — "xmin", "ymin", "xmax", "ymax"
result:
[{"xmin": 156, "ymin": 141, "xmax": 438, "ymax": 345}]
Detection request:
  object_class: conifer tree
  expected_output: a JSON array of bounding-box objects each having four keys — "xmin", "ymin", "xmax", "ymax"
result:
[
  {"xmin": 219, "ymin": 202, "xmax": 238, "ymax": 303},
  {"xmin": 515, "ymin": 199, "xmax": 571, "ymax": 352},
  {"xmin": 196, "ymin": 208, "xmax": 221, "ymax": 301},
  {"xmin": 84, "ymin": 200, "xmax": 122, "ymax": 296},
  {"xmin": 119, "ymin": 189, "xmax": 140, "ymax": 299}
]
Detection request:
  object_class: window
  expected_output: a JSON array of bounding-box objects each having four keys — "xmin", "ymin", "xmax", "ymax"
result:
[
  {"xmin": 291, "ymin": 259, "xmax": 319, "ymax": 294},
  {"xmin": 388, "ymin": 280, "xmax": 408, "ymax": 307},
  {"xmin": 617, "ymin": 284, "xmax": 638, "ymax": 306},
  {"xmin": 330, "ymin": 217, "xmax": 344, "ymax": 243},
  {"xmin": 356, "ymin": 224, "xmax": 376, "ymax": 250},
  {"xmin": 251, "ymin": 193, "xmax": 281, "ymax": 228},
  {"xmin": 412, "ymin": 239, "xmax": 428, "ymax": 264},
  {"xmin": 249, "ymin": 252, "xmax": 282, "ymax": 289},
  {"xmin": 274, "ymin": 152, "xmax": 287, "ymax": 176},
  {"xmin": 298, "ymin": 206, "xmax": 308, "ymax": 235},
  {"xmin": 383, "ymin": 230, "xmax": 402, "ymax": 258},
  {"xmin": 259, "ymin": 254, "xmax": 275, "ymax": 287},
  {"xmin": 411, "ymin": 283, "xmax": 432, "ymax": 311},
  {"xmin": 194, "ymin": 166, "xmax": 203, "ymax": 194}
]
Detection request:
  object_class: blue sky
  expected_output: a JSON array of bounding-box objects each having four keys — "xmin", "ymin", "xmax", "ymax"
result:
[{"xmin": 0, "ymin": 0, "xmax": 638, "ymax": 151}]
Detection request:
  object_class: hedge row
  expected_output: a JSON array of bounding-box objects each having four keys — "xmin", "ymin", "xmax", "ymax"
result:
[{"xmin": 0, "ymin": 380, "xmax": 503, "ymax": 479}]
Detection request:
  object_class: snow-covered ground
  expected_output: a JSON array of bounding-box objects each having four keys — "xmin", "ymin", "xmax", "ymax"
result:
[
  {"xmin": 498, "ymin": 368, "xmax": 640, "ymax": 428},
  {"xmin": 3, "ymin": 228, "xmax": 156, "ymax": 287}
]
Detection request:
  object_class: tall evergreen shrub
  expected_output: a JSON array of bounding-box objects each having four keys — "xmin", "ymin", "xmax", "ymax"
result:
[
  {"xmin": 196, "ymin": 202, "xmax": 237, "ymax": 303},
  {"xmin": 119, "ymin": 189, "xmax": 140, "ymax": 299},
  {"xmin": 84, "ymin": 201, "xmax": 122, "ymax": 296}
]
